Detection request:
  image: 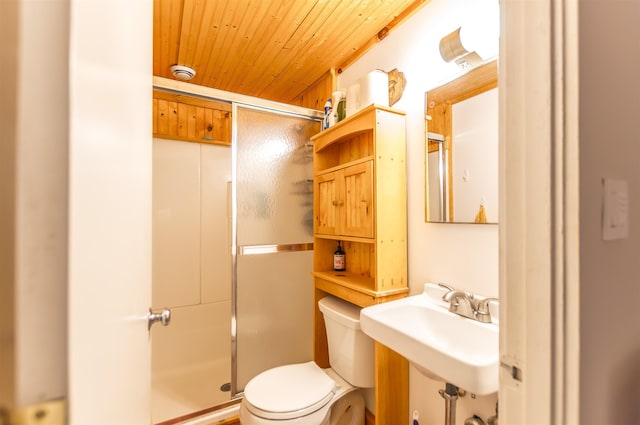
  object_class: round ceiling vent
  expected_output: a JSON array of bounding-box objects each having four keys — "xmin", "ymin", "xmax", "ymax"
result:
[{"xmin": 170, "ymin": 65, "xmax": 196, "ymax": 81}]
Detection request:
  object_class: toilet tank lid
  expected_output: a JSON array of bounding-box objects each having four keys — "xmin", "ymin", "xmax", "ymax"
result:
[{"xmin": 318, "ymin": 295, "xmax": 362, "ymax": 330}]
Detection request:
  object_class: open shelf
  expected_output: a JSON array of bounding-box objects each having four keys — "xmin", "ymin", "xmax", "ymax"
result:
[
  {"xmin": 314, "ymin": 234, "xmax": 375, "ymax": 244},
  {"xmin": 312, "ymin": 104, "xmax": 402, "ymax": 152},
  {"xmin": 313, "ymin": 271, "xmax": 408, "ymax": 308},
  {"xmin": 313, "ymin": 270, "xmax": 374, "ymax": 292}
]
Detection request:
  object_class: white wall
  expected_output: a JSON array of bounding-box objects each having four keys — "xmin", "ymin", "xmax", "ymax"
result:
[
  {"xmin": 579, "ymin": 1, "xmax": 640, "ymax": 424},
  {"xmin": 452, "ymin": 89, "xmax": 499, "ymax": 223},
  {"xmin": 338, "ymin": 0, "xmax": 500, "ymax": 423}
]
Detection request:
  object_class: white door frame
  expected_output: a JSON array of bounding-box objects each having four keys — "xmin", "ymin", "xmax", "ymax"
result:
[{"xmin": 499, "ymin": 0, "xmax": 580, "ymax": 423}]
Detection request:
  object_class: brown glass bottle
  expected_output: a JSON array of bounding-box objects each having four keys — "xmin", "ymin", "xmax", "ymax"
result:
[{"xmin": 333, "ymin": 241, "xmax": 346, "ymax": 271}]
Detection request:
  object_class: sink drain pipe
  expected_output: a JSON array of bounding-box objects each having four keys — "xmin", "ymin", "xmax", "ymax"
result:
[{"xmin": 438, "ymin": 383, "xmax": 459, "ymax": 425}]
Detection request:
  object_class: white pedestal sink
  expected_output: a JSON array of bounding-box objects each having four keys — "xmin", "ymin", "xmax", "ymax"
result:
[{"xmin": 360, "ymin": 283, "xmax": 499, "ymax": 395}]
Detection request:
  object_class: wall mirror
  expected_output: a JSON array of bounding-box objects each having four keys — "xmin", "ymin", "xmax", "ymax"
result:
[{"xmin": 425, "ymin": 60, "xmax": 498, "ymax": 223}]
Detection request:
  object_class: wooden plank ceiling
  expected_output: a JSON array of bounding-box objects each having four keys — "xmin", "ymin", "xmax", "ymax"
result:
[{"xmin": 154, "ymin": 0, "xmax": 428, "ymax": 104}]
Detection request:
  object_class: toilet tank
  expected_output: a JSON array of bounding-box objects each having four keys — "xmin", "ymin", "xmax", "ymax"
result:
[{"xmin": 318, "ymin": 295, "xmax": 374, "ymax": 388}]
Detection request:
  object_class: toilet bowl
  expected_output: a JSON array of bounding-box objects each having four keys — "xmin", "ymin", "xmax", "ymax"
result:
[
  {"xmin": 239, "ymin": 363, "xmax": 364, "ymax": 424},
  {"xmin": 239, "ymin": 295, "xmax": 374, "ymax": 425}
]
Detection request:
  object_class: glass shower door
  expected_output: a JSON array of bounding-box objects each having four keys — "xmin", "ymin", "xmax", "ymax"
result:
[{"xmin": 233, "ymin": 105, "xmax": 320, "ymax": 393}]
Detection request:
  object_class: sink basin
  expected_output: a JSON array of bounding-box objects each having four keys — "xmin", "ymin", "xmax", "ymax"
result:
[{"xmin": 360, "ymin": 283, "xmax": 499, "ymax": 394}]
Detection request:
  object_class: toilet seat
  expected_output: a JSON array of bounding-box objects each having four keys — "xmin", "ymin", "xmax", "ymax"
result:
[{"xmin": 243, "ymin": 361, "xmax": 336, "ymax": 420}]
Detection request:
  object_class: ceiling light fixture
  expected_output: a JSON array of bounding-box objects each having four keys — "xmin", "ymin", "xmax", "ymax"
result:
[{"xmin": 170, "ymin": 65, "xmax": 196, "ymax": 81}]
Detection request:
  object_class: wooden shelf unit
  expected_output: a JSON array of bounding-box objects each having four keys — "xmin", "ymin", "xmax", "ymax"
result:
[{"xmin": 311, "ymin": 104, "xmax": 409, "ymax": 425}]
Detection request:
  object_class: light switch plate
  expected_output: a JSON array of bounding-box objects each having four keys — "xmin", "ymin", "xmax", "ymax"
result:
[{"xmin": 602, "ymin": 178, "xmax": 629, "ymax": 240}]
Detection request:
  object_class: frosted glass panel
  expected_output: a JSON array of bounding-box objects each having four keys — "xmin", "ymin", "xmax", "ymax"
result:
[
  {"xmin": 236, "ymin": 251, "xmax": 313, "ymax": 390},
  {"xmin": 236, "ymin": 108, "xmax": 317, "ymax": 245},
  {"xmin": 234, "ymin": 106, "xmax": 319, "ymax": 392}
]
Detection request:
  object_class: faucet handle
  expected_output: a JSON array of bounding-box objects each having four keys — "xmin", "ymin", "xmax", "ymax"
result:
[
  {"xmin": 437, "ymin": 282, "xmax": 454, "ymax": 291},
  {"xmin": 438, "ymin": 283, "xmax": 455, "ymax": 301},
  {"xmin": 442, "ymin": 288, "xmax": 474, "ymax": 302},
  {"xmin": 442, "ymin": 289, "xmax": 457, "ymax": 302},
  {"xmin": 475, "ymin": 297, "xmax": 499, "ymax": 323},
  {"xmin": 477, "ymin": 297, "xmax": 499, "ymax": 311}
]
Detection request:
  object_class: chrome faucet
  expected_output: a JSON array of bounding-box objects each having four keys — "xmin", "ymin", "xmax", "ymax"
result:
[
  {"xmin": 443, "ymin": 290, "xmax": 477, "ymax": 320},
  {"xmin": 442, "ymin": 288, "xmax": 498, "ymax": 323}
]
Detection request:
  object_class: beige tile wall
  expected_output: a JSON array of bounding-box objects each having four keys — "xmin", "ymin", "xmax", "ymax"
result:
[
  {"xmin": 151, "ymin": 139, "xmax": 232, "ymax": 422},
  {"xmin": 153, "ymin": 140, "xmax": 201, "ymax": 307},
  {"xmin": 201, "ymin": 144, "xmax": 232, "ymax": 304}
]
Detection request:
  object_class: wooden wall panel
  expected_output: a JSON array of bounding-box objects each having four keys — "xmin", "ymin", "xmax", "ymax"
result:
[
  {"xmin": 152, "ymin": 90, "xmax": 232, "ymax": 146},
  {"xmin": 375, "ymin": 342, "xmax": 409, "ymax": 425},
  {"xmin": 291, "ymin": 70, "xmax": 336, "ymax": 111}
]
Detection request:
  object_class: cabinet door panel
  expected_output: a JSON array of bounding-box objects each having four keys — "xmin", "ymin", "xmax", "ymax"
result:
[
  {"xmin": 314, "ymin": 172, "xmax": 340, "ymax": 235},
  {"xmin": 342, "ymin": 161, "xmax": 374, "ymax": 238}
]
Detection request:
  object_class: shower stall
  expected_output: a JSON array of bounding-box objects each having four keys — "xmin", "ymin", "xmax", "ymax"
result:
[{"xmin": 151, "ymin": 97, "xmax": 321, "ymax": 423}]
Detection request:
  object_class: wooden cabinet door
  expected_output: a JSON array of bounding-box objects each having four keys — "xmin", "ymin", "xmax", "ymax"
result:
[
  {"xmin": 341, "ymin": 161, "xmax": 374, "ymax": 238},
  {"xmin": 314, "ymin": 171, "xmax": 340, "ymax": 235}
]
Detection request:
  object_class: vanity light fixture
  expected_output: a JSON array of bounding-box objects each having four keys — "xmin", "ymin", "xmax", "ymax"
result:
[
  {"xmin": 439, "ymin": 0, "xmax": 499, "ymax": 70},
  {"xmin": 439, "ymin": 27, "xmax": 484, "ymax": 70}
]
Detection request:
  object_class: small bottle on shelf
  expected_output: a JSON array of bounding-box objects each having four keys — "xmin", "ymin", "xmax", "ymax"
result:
[
  {"xmin": 333, "ymin": 241, "xmax": 346, "ymax": 271},
  {"xmin": 332, "ymin": 90, "xmax": 346, "ymax": 123},
  {"xmin": 323, "ymin": 98, "xmax": 333, "ymax": 130}
]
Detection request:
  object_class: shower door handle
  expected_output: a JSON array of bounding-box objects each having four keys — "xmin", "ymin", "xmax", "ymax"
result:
[{"xmin": 148, "ymin": 307, "xmax": 171, "ymax": 331}]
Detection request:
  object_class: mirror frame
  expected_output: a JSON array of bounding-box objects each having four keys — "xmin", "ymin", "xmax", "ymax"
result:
[{"xmin": 425, "ymin": 60, "xmax": 498, "ymax": 223}]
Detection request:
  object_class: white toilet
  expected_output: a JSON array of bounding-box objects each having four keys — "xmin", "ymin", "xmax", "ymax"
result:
[{"xmin": 239, "ymin": 295, "xmax": 375, "ymax": 425}]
